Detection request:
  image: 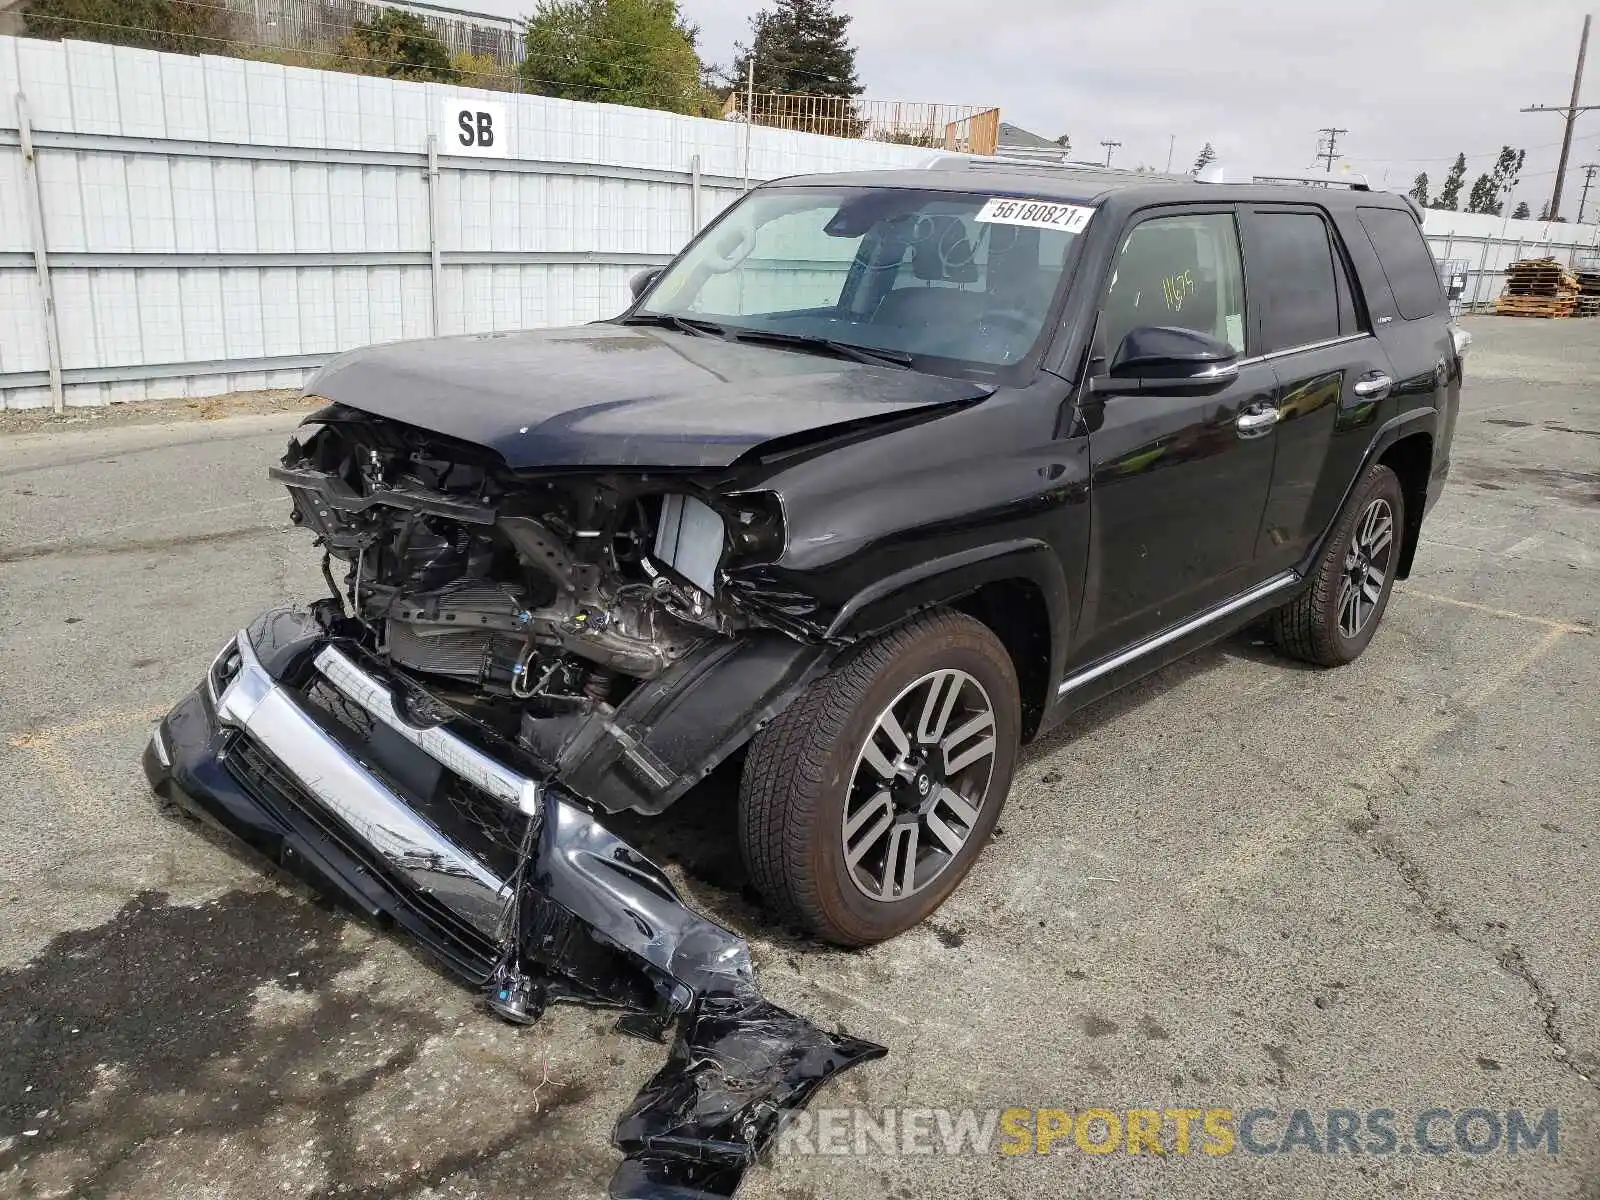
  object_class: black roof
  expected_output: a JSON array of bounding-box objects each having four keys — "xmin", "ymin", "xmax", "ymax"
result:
[{"xmin": 765, "ymin": 159, "xmax": 1415, "ymax": 213}]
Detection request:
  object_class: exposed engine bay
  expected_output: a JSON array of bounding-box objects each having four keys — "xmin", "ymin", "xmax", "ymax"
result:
[
  {"xmin": 269, "ymin": 405, "xmax": 815, "ymax": 816},
  {"xmin": 273, "ymin": 406, "xmax": 794, "ymax": 796}
]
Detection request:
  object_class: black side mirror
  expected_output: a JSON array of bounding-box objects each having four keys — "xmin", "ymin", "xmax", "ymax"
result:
[
  {"xmin": 628, "ymin": 267, "xmax": 662, "ymax": 301},
  {"xmin": 1091, "ymin": 325, "xmax": 1239, "ymax": 394}
]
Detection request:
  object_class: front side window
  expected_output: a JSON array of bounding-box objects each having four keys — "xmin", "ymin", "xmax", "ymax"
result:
[
  {"xmin": 639, "ymin": 186, "xmax": 1088, "ymax": 372},
  {"xmin": 1252, "ymin": 211, "xmax": 1342, "ymax": 351},
  {"xmin": 1098, "ymin": 212, "xmax": 1247, "ymax": 360}
]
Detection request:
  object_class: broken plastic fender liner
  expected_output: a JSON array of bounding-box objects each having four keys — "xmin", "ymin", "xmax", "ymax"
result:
[{"xmin": 610, "ymin": 995, "xmax": 888, "ymax": 1199}]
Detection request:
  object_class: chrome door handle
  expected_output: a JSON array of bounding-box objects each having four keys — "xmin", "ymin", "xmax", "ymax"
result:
[
  {"xmin": 1353, "ymin": 374, "xmax": 1392, "ymax": 399},
  {"xmin": 1236, "ymin": 408, "xmax": 1279, "ymax": 437}
]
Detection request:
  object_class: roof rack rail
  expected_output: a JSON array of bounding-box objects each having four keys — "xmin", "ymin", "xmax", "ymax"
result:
[
  {"xmin": 921, "ymin": 153, "xmax": 1084, "ymax": 171},
  {"xmin": 1251, "ymin": 172, "xmax": 1372, "ymax": 191}
]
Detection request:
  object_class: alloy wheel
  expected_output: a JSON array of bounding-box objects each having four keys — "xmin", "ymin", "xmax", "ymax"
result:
[
  {"xmin": 1339, "ymin": 497, "xmax": 1395, "ymax": 639},
  {"xmin": 841, "ymin": 669, "xmax": 997, "ymax": 902}
]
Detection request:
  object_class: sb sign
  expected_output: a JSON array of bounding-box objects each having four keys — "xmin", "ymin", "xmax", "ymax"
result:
[{"xmin": 440, "ymin": 99, "xmax": 507, "ymax": 157}]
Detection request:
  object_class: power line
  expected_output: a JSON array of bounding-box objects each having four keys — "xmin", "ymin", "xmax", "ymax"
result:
[
  {"xmin": 1520, "ymin": 13, "xmax": 1598, "ymax": 220},
  {"xmin": 1314, "ymin": 127, "xmax": 1347, "ymax": 173},
  {"xmin": 1099, "ymin": 139, "xmax": 1120, "ymax": 167},
  {"xmin": 1359, "ymin": 135, "xmax": 1573, "ymax": 167}
]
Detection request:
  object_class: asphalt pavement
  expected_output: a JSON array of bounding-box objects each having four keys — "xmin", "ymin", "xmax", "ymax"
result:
[{"xmin": 0, "ymin": 317, "xmax": 1596, "ymax": 1199}]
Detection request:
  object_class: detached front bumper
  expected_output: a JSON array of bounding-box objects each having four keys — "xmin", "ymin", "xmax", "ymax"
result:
[{"xmin": 145, "ymin": 608, "xmax": 884, "ymax": 1199}]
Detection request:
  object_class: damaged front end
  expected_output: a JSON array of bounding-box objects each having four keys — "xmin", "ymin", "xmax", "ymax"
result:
[
  {"xmin": 143, "ymin": 405, "xmax": 884, "ymax": 1197},
  {"xmin": 273, "ymin": 404, "xmax": 824, "ymax": 815}
]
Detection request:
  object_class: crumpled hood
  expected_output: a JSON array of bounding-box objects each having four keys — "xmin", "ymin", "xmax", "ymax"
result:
[{"xmin": 305, "ymin": 324, "xmax": 992, "ymax": 470}]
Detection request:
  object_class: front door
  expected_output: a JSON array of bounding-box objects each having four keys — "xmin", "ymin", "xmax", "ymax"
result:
[{"xmin": 1070, "ymin": 208, "xmax": 1278, "ymax": 667}]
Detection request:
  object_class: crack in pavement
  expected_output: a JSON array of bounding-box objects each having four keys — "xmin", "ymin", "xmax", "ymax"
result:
[{"xmin": 1350, "ymin": 789, "xmax": 1598, "ymax": 1093}]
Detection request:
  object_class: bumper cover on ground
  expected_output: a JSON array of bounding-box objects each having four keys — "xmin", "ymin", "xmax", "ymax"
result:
[{"xmin": 144, "ymin": 608, "xmax": 884, "ymax": 1198}]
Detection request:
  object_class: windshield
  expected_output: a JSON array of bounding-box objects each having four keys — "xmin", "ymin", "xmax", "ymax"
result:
[{"xmin": 637, "ymin": 186, "xmax": 1091, "ymax": 372}]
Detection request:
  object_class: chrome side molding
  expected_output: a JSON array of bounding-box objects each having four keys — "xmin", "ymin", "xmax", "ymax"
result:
[{"xmin": 1056, "ymin": 572, "xmax": 1299, "ymax": 697}]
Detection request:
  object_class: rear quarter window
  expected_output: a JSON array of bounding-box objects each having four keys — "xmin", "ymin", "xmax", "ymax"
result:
[{"xmin": 1357, "ymin": 206, "xmax": 1443, "ymax": 321}]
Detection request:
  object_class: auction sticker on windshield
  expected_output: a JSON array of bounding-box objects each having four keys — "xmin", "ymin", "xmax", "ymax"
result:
[{"xmin": 974, "ymin": 198, "xmax": 1095, "ymax": 234}]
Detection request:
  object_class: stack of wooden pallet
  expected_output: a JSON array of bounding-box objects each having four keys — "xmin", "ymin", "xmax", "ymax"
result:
[
  {"xmin": 1496, "ymin": 258, "xmax": 1580, "ymax": 318},
  {"xmin": 1574, "ymin": 269, "xmax": 1600, "ymax": 318}
]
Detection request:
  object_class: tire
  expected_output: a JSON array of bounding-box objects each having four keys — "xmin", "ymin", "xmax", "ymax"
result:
[
  {"xmin": 1271, "ymin": 462, "xmax": 1405, "ymax": 667},
  {"xmin": 738, "ymin": 609, "xmax": 1020, "ymax": 946}
]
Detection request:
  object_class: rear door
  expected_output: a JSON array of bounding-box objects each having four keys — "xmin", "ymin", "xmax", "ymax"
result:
[
  {"xmin": 1352, "ymin": 205, "xmax": 1458, "ymax": 478},
  {"xmin": 1071, "ymin": 206, "xmax": 1280, "ymax": 665},
  {"xmin": 1238, "ymin": 204, "xmax": 1397, "ymax": 572}
]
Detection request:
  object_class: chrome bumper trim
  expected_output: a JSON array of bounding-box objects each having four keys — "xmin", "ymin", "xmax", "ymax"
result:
[
  {"xmin": 148, "ymin": 727, "xmax": 171, "ymax": 768},
  {"xmin": 215, "ymin": 630, "xmax": 512, "ymax": 936},
  {"xmin": 314, "ymin": 645, "xmax": 543, "ymax": 817}
]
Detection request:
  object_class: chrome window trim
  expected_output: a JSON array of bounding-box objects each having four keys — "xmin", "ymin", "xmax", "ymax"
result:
[
  {"xmin": 1056, "ymin": 571, "xmax": 1300, "ymax": 697},
  {"xmin": 1235, "ymin": 332, "xmax": 1371, "ymax": 369}
]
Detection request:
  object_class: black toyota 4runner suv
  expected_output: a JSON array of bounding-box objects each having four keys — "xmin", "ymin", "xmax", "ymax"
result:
[{"xmin": 147, "ymin": 163, "xmax": 1461, "ymax": 1127}]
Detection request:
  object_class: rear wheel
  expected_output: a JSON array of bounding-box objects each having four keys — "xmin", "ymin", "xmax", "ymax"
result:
[
  {"xmin": 1272, "ymin": 462, "xmax": 1405, "ymax": 666},
  {"xmin": 738, "ymin": 610, "xmax": 1020, "ymax": 946}
]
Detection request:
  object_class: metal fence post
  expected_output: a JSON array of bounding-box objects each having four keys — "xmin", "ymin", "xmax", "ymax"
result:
[
  {"xmin": 1472, "ymin": 238, "xmax": 1493, "ymax": 311},
  {"xmin": 426, "ymin": 134, "xmax": 443, "ymax": 337},
  {"xmin": 690, "ymin": 154, "xmax": 702, "ymax": 234},
  {"xmin": 16, "ymin": 94, "xmax": 65, "ymax": 415}
]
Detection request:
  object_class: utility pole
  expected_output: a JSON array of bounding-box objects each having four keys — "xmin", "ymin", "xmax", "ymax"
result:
[
  {"xmin": 1580, "ymin": 163, "xmax": 1600, "ymax": 224},
  {"xmin": 1100, "ymin": 139, "xmax": 1121, "ymax": 167},
  {"xmin": 1165, "ymin": 134, "xmax": 1176, "ymax": 173},
  {"xmin": 1522, "ymin": 14, "xmax": 1597, "ymax": 221},
  {"xmin": 1315, "ymin": 127, "xmax": 1348, "ymax": 173}
]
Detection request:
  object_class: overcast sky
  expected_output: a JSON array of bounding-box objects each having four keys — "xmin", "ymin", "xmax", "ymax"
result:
[{"xmin": 487, "ymin": 0, "xmax": 1600, "ymax": 217}]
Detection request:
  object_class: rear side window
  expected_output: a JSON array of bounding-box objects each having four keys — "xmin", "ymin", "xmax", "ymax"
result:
[
  {"xmin": 1357, "ymin": 206, "xmax": 1444, "ymax": 320},
  {"xmin": 1250, "ymin": 211, "xmax": 1342, "ymax": 351}
]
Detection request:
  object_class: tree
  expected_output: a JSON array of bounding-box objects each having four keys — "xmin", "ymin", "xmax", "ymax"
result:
[
  {"xmin": 1053, "ymin": 134, "xmax": 1072, "ymax": 152},
  {"xmin": 24, "ymin": 0, "xmax": 235, "ymax": 54},
  {"xmin": 1465, "ymin": 172, "xmax": 1497, "ymax": 215},
  {"xmin": 1433, "ymin": 152, "xmax": 1467, "ymax": 211},
  {"xmin": 1513, "ymin": 201, "xmax": 1531, "ymax": 220},
  {"xmin": 451, "ymin": 51, "xmax": 516, "ymax": 91},
  {"xmin": 1408, "ymin": 172, "xmax": 1430, "ymax": 208},
  {"xmin": 522, "ymin": 0, "xmax": 704, "ymax": 114},
  {"xmin": 1462, "ymin": 148, "xmax": 1526, "ymax": 216},
  {"xmin": 348, "ymin": 8, "xmax": 459, "ymax": 82},
  {"xmin": 729, "ymin": 0, "xmax": 861, "ymax": 99},
  {"xmin": 1193, "ymin": 142, "xmax": 1217, "ymax": 173},
  {"xmin": 1487, "ymin": 145, "xmax": 1526, "ymax": 214}
]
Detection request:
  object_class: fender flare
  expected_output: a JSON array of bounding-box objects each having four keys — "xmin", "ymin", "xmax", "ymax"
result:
[
  {"xmin": 824, "ymin": 538, "xmax": 1072, "ymax": 710},
  {"xmin": 1301, "ymin": 406, "xmax": 1436, "ymax": 577}
]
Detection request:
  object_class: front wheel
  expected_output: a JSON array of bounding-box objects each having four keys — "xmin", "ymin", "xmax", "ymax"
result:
[
  {"xmin": 1272, "ymin": 461, "xmax": 1405, "ymax": 666},
  {"xmin": 738, "ymin": 610, "xmax": 1020, "ymax": 946}
]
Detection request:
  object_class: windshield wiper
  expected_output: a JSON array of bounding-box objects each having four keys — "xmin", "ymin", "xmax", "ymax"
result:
[
  {"xmin": 724, "ymin": 329, "xmax": 914, "ymax": 370},
  {"xmin": 621, "ymin": 313, "xmax": 726, "ymax": 338}
]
